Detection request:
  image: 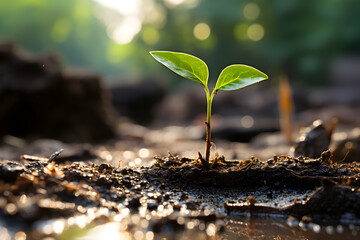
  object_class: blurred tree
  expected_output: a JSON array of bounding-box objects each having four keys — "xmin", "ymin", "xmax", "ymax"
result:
[
  {"xmin": 262, "ymin": 0, "xmax": 360, "ymax": 85},
  {"xmin": 1, "ymin": 0, "xmax": 359, "ymax": 86},
  {"xmin": 0, "ymin": 0, "xmax": 118, "ymax": 75}
]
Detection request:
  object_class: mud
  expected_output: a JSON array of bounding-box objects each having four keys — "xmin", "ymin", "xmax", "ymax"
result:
[
  {"xmin": 149, "ymin": 150, "xmax": 359, "ymax": 189},
  {"xmin": 0, "ymin": 149, "xmax": 359, "ymax": 239}
]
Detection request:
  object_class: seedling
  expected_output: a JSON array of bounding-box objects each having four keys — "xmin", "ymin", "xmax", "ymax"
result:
[{"xmin": 150, "ymin": 51, "xmax": 268, "ymax": 165}]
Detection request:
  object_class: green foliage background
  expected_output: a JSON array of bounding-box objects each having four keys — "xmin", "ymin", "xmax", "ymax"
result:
[{"xmin": 1, "ymin": 0, "xmax": 359, "ymax": 86}]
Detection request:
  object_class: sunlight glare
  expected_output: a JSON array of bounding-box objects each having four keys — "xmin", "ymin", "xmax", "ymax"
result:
[
  {"xmin": 78, "ymin": 222, "xmax": 131, "ymax": 240},
  {"xmin": 164, "ymin": 0, "xmax": 199, "ymax": 8},
  {"xmin": 93, "ymin": 0, "xmax": 140, "ymax": 15},
  {"xmin": 93, "ymin": 0, "xmax": 143, "ymax": 45},
  {"xmin": 111, "ymin": 17, "xmax": 142, "ymax": 44},
  {"xmin": 164, "ymin": 0, "xmax": 185, "ymax": 8},
  {"xmin": 93, "ymin": 0, "xmax": 169, "ymax": 44},
  {"xmin": 53, "ymin": 220, "xmax": 65, "ymax": 234},
  {"xmin": 143, "ymin": 3, "xmax": 166, "ymax": 27}
]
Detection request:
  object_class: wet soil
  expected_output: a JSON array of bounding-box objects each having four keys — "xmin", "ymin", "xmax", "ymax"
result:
[{"xmin": 0, "ymin": 148, "xmax": 359, "ymax": 239}]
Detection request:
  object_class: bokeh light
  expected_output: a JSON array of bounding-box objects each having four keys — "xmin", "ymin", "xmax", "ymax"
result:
[
  {"xmin": 193, "ymin": 22, "xmax": 211, "ymax": 40},
  {"xmin": 53, "ymin": 220, "xmax": 65, "ymax": 234},
  {"xmin": 241, "ymin": 115, "xmax": 254, "ymax": 128},
  {"xmin": 234, "ymin": 23, "xmax": 248, "ymax": 41},
  {"xmin": 247, "ymin": 23, "xmax": 264, "ymax": 41},
  {"xmin": 141, "ymin": 27, "xmax": 160, "ymax": 45},
  {"xmin": 14, "ymin": 231, "xmax": 26, "ymax": 240},
  {"xmin": 243, "ymin": 3, "xmax": 260, "ymax": 20}
]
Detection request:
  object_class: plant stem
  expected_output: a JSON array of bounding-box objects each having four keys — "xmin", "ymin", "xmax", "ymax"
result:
[{"xmin": 205, "ymin": 88, "xmax": 213, "ymax": 163}]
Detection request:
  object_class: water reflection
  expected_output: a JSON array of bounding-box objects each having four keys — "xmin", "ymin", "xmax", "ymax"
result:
[
  {"xmin": 53, "ymin": 220, "xmax": 65, "ymax": 234},
  {"xmin": 31, "ymin": 210, "xmax": 359, "ymax": 240},
  {"xmin": 14, "ymin": 231, "xmax": 26, "ymax": 240},
  {"xmin": 74, "ymin": 215, "xmax": 87, "ymax": 228},
  {"xmin": 206, "ymin": 223, "xmax": 216, "ymax": 236},
  {"xmin": 77, "ymin": 222, "xmax": 131, "ymax": 240},
  {"xmin": 0, "ymin": 227, "xmax": 11, "ymax": 240},
  {"xmin": 70, "ymin": 216, "xmax": 224, "ymax": 240},
  {"xmin": 96, "ymin": 147, "xmax": 154, "ymax": 168},
  {"xmin": 138, "ymin": 148, "xmax": 150, "ymax": 158},
  {"xmin": 5, "ymin": 203, "xmax": 17, "ymax": 215}
]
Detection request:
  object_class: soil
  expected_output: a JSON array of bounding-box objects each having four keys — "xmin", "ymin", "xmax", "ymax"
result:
[{"xmin": 0, "ymin": 147, "xmax": 359, "ymax": 240}]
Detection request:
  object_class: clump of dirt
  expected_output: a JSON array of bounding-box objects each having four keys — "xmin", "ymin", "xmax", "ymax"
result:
[
  {"xmin": 148, "ymin": 150, "xmax": 360, "ymax": 189},
  {"xmin": 0, "ymin": 41, "xmax": 117, "ymax": 142}
]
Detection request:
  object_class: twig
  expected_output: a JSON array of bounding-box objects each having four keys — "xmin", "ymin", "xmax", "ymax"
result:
[
  {"xmin": 48, "ymin": 149, "xmax": 64, "ymax": 163},
  {"xmin": 198, "ymin": 152, "xmax": 209, "ymax": 169}
]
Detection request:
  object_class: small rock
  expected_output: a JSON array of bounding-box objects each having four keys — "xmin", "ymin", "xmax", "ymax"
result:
[{"xmin": 185, "ymin": 199, "xmax": 198, "ymax": 210}]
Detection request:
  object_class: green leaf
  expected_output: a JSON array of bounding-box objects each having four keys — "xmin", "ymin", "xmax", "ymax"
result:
[
  {"xmin": 214, "ymin": 65, "xmax": 268, "ymax": 92},
  {"xmin": 150, "ymin": 51, "xmax": 208, "ymax": 87}
]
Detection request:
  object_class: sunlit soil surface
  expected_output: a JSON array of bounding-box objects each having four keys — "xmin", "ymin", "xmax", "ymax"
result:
[
  {"xmin": 0, "ymin": 146, "xmax": 360, "ymax": 239},
  {"xmin": 0, "ymin": 122, "xmax": 359, "ymax": 239}
]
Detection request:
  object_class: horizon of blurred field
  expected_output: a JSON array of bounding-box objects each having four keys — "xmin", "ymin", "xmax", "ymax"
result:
[{"xmin": 0, "ymin": 0, "xmax": 359, "ymax": 86}]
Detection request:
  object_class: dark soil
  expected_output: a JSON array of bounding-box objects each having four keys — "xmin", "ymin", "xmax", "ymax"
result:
[{"xmin": 1, "ymin": 150, "xmax": 359, "ymax": 239}]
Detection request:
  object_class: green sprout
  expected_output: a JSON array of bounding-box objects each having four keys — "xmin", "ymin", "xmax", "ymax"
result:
[{"xmin": 150, "ymin": 51, "xmax": 268, "ymax": 166}]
